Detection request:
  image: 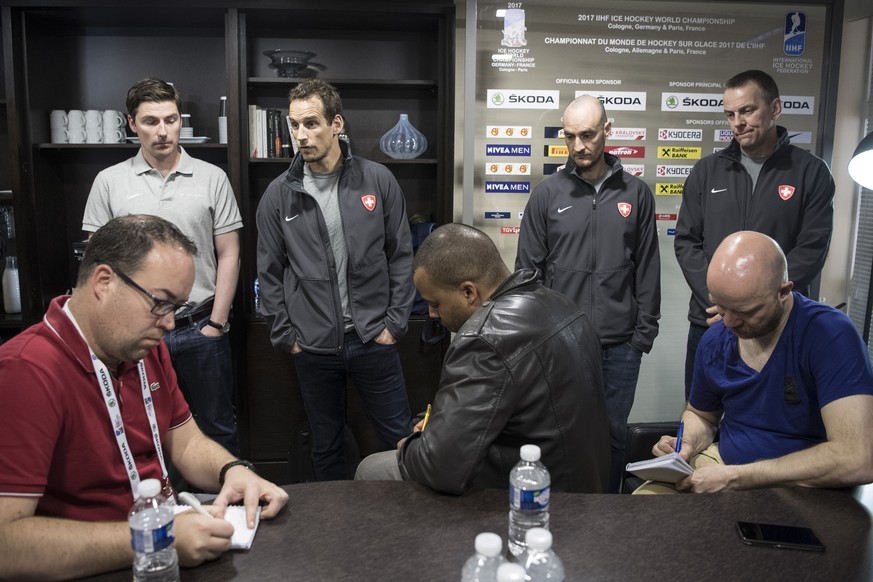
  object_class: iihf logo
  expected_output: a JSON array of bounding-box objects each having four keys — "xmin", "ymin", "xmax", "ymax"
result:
[{"xmin": 784, "ymin": 12, "xmax": 806, "ymax": 56}]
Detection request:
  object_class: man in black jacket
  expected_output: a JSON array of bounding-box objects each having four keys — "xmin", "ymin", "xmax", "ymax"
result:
[
  {"xmin": 675, "ymin": 70, "xmax": 834, "ymax": 401},
  {"xmin": 516, "ymin": 95, "xmax": 661, "ymax": 493},
  {"xmin": 355, "ymin": 224, "xmax": 609, "ymax": 495}
]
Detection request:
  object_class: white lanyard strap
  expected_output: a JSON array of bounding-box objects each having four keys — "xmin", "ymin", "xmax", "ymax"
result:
[
  {"xmin": 60, "ymin": 303, "xmax": 169, "ymax": 500},
  {"xmin": 90, "ymin": 356, "xmax": 168, "ymax": 499}
]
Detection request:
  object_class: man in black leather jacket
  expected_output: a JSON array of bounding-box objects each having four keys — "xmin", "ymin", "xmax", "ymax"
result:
[{"xmin": 355, "ymin": 223, "xmax": 609, "ymax": 494}]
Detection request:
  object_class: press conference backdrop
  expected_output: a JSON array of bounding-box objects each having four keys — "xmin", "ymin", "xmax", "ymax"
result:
[{"xmin": 466, "ymin": 0, "xmax": 841, "ymax": 420}]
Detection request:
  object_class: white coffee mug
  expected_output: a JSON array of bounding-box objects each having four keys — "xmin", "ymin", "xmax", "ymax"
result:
[
  {"xmin": 50, "ymin": 128, "xmax": 69, "ymax": 144},
  {"xmin": 68, "ymin": 127, "xmax": 87, "ymax": 143},
  {"xmin": 85, "ymin": 110, "xmax": 103, "ymax": 128},
  {"xmin": 86, "ymin": 128, "xmax": 103, "ymax": 143},
  {"xmin": 67, "ymin": 110, "xmax": 86, "ymax": 128},
  {"xmin": 103, "ymin": 128, "xmax": 127, "ymax": 144},
  {"xmin": 49, "ymin": 110, "xmax": 68, "ymax": 129},
  {"xmin": 103, "ymin": 109, "xmax": 126, "ymax": 129}
]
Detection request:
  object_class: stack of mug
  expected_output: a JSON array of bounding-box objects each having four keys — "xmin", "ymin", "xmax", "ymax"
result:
[{"xmin": 49, "ymin": 109, "xmax": 127, "ymax": 144}]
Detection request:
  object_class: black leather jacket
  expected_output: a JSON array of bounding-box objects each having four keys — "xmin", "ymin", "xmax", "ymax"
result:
[{"xmin": 399, "ymin": 269, "xmax": 609, "ymax": 495}]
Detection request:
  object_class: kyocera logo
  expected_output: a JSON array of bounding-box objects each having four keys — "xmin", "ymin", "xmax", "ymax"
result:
[
  {"xmin": 683, "ymin": 97, "xmax": 723, "ymax": 107},
  {"xmin": 509, "ymin": 94, "xmax": 555, "ymax": 104}
]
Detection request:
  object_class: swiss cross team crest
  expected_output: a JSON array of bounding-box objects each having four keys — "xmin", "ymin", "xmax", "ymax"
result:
[
  {"xmin": 778, "ymin": 185, "xmax": 795, "ymax": 201},
  {"xmin": 361, "ymin": 194, "xmax": 377, "ymax": 212},
  {"xmin": 617, "ymin": 202, "xmax": 632, "ymax": 218}
]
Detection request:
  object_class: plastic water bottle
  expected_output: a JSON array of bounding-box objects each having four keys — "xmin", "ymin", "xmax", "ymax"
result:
[
  {"xmin": 520, "ymin": 528, "xmax": 565, "ymax": 581},
  {"xmin": 253, "ymin": 277, "xmax": 261, "ymax": 314},
  {"xmin": 461, "ymin": 532, "xmax": 506, "ymax": 582},
  {"xmin": 2, "ymin": 256, "xmax": 21, "ymax": 314},
  {"xmin": 496, "ymin": 563, "xmax": 527, "ymax": 582},
  {"xmin": 129, "ymin": 479, "xmax": 180, "ymax": 582},
  {"xmin": 508, "ymin": 444, "xmax": 550, "ymax": 557}
]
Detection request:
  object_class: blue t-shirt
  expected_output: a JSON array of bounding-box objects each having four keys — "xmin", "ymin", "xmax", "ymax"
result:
[{"xmin": 690, "ymin": 293, "xmax": 873, "ymax": 465}]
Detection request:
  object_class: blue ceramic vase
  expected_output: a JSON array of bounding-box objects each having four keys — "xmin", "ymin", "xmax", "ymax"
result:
[{"xmin": 379, "ymin": 113, "xmax": 427, "ymax": 159}]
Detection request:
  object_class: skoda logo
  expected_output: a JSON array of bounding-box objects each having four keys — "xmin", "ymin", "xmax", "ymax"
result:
[
  {"xmin": 108, "ymin": 398, "xmax": 117, "ymax": 408},
  {"xmin": 491, "ymin": 92, "xmax": 505, "ymax": 106},
  {"xmin": 665, "ymin": 96, "xmax": 678, "ymax": 109}
]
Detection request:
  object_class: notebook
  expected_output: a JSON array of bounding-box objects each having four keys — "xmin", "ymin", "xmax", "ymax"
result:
[
  {"xmin": 173, "ymin": 504, "xmax": 261, "ymax": 550},
  {"xmin": 625, "ymin": 452, "xmax": 694, "ymax": 484}
]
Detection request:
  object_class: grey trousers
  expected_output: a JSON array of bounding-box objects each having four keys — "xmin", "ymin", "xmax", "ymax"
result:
[{"xmin": 354, "ymin": 450, "xmax": 404, "ymax": 481}]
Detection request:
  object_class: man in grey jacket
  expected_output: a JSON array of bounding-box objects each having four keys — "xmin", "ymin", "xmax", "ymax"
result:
[
  {"xmin": 256, "ymin": 80, "xmax": 414, "ymax": 480},
  {"xmin": 516, "ymin": 95, "xmax": 661, "ymax": 492},
  {"xmin": 355, "ymin": 224, "xmax": 609, "ymax": 495}
]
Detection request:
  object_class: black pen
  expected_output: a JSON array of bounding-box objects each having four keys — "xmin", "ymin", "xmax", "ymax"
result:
[{"xmin": 675, "ymin": 420, "xmax": 685, "ymax": 454}]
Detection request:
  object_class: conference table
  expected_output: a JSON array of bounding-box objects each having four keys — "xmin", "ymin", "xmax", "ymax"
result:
[{"xmin": 82, "ymin": 481, "xmax": 873, "ymax": 581}]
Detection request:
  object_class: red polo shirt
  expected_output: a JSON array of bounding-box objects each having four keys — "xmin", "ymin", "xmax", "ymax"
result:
[{"xmin": 0, "ymin": 296, "xmax": 192, "ymax": 521}]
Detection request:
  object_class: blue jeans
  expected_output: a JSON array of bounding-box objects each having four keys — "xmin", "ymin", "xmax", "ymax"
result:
[
  {"xmin": 685, "ymin": 323, "xmax": 708, "ymax": 402},
  {"xmin": 602, "ymin": 342, "xmax": 643, "ymax": 493},
  {"xmin": 293, "ymin": 332, "xmax": 412, "ymax": 481},
  {"xmin": 164, "ymin": 316, "xmax": 240, "ymax": 456}
]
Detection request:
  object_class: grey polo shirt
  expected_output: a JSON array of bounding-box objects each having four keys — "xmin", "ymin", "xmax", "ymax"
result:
[{"xmin": 82, "ymin": 148, "xmax": 242, "ymax": 305}]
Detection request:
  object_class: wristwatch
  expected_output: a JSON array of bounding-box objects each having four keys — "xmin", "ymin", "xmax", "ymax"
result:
[
  {"xmin": 206, "ymin": 319, "xmax": 231, "ymax": 334},
  {"xmin": 219, "ymin": 459, "xmax": 257, "ymax": 485}
]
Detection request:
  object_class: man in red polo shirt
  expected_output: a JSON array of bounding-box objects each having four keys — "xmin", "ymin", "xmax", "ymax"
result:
[{"xmin": 0, "ymin": 215, "xmax": 288, "ymax": 580}]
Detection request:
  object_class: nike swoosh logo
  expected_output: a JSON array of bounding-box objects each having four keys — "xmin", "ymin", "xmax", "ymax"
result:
[
  {"xmin": 285, "ymin": 215, "xmax": 299, "ymax": 222},
  {"xmin": 710, "ymin": 188, "xmax": 727, "ymax": 194},
  {"xmin": 557, "ymin": 206, "xmax": 573, "ymax": 213}
]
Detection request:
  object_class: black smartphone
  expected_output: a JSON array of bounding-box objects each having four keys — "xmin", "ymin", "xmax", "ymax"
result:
[{"xmin": 736, "ymin": 521, "xmax": 826, "ymax": 552}]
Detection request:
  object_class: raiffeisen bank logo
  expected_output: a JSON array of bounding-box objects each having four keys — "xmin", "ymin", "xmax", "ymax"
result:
[
  {"xmin": 575, "ymin": 90, "xmax": 647, "ymax": 111},
  {"xmin": 487, "ymin": 89, "xmax": 560, "ymax": 109},
  {"xmin": 661, "ymin": 93, "xmax": 724, "ymax": 113}
]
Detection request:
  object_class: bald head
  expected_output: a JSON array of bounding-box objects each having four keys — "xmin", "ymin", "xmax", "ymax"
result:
[
  {"xmin": 564, "ymin": 94, "xmax": 607, "ymax": 127},
  {"xmin": 562, "ymin": 95, "xmax": 611, "ymax": 178},
  {"xmin": 707, "ymin": 232, "xmax": 793, "ymax": 340},
  {"xmin": 708, "ymin": 231, "xmax": 788, "ymax": 295}
]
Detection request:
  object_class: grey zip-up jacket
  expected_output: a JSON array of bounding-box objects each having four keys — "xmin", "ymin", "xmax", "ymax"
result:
[
  {"xmin": 256, "ymin": 143, "xmax": 414, "ymax": 354},
  {"xmin": 675, "ymin": 126, "xmax": 834, "ymax": 326},
  {"xmin": 516, "ymin": 154, "xmax": 661, "ymax": 353}
]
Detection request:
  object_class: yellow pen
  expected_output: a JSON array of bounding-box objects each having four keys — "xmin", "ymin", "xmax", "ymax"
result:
[{"xmin": 420, "ymin": 404, "xmax": 432, "ymax": 431}]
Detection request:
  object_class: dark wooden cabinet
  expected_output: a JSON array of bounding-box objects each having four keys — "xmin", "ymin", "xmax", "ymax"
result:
[{"xmin": 1, "ymin": 1, "xmax": 454, "ymax": 482}]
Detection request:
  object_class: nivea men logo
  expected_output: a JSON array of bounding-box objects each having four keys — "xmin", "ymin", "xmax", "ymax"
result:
[
  {"xmin": 485, "ymin": 212, "xmax": 511, "ymax": 219},
  {"xmin": 659, "ymin": 128, "xmax": 703, "ymax": 141},
  {"xmin": 575, "ymin": 90, "xmax": 646, "ymax": 111},
  {"xmin": 784, "ymin": 11, "xmax": 806, "ymax": 56},
  {"xmin": 488, "ymin": 89, "xmax": 560, "ymax": 110},
  {"xmin": 661, "ymin": 93, "xmax": 723, "ymax": 113},
  {"xmin": 780, "ymin": 96, "xmax": 814, "ymax": 115},
  {"xmin": 485, "ymin": 181, "xmax": 531, "ymax": 193},
  {"xmin": 486, "ymin": 144, "xmax": 531, "ymax": 157},
  {"xmin": 656, "ymin": 164, "xmax": 693, "ymax": 177}
]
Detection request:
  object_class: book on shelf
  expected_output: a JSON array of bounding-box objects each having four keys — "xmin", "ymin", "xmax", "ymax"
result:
[
  {"xmin": 248, "ymin": 105, "xmax": 296, "ymax": 159},
  {"xmin": 625, "ymin": 452, "xmax": 694, "ymax": 484}
]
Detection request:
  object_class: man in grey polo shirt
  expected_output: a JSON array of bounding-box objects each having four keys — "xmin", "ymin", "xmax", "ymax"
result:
[{"xmin": 82, "ymin": 77, "xmax": 242, "ymax": 455}]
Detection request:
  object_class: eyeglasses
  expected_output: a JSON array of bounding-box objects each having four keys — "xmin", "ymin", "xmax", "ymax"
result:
[{"xmin": 111, "ymin": 266, "xmax": 193, "ymax": 317}]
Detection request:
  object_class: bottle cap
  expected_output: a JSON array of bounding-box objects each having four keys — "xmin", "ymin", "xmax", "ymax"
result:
[
  {"xmin": 525, "ymin": 527, "xmax": 553, "ymax": 550},
  {"xmin": 137, "ymin": 478, "xmax": 162, "ymax": 499},
  {"xmin": 496, "ymin": 563, "xmax": 527, "ymax": 582},
  {"xmin": 520, "ymin": 444, "xmax": 541, "ymax": 462},
  {"xmin": 474, "ymin": 532, "xmax": 503, "ymax": 557}
]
